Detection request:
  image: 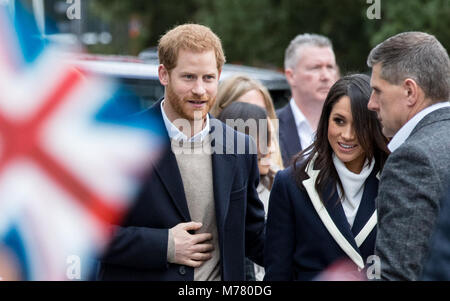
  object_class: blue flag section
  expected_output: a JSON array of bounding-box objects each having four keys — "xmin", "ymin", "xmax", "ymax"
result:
[
  {"xmin": 1, "ymin": 225, "xmax": 31, "ymax": 281},
  {"xmin": 13, "ymin": 0, "xmax": 45, "ymax": 65}
]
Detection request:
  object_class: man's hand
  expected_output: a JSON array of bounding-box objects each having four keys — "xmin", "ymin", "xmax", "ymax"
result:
[{"xmin": 170, "ymin": 222, "xmax": 214, "ymax": 268}]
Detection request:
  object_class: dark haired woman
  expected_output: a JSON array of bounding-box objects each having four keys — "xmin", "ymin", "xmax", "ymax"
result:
[{"xmin": 264, "ymin": 74, "xmax": 389, "ymax": 281}]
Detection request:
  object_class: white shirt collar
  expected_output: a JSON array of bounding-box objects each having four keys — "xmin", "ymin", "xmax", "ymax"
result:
[
  {"xmin": 290, "ymin": 98, "xmax": 308, "ymax": 128},
  {"xmin": 388, "ymin": 102, "xmax": 450, "ymax": 152},
  {"xmin": 333, "ymin": 153, "xmax": 375, "ymax": 228},
  {"xmin": 160, "ymin": 100, "xmax": 210, "ymax": 142},
  {"xmin": 290, "ymin": 98, "xmax": 315, "ymax": 148}
]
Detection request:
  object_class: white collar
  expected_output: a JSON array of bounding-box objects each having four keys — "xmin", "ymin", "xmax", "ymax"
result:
[
  {"xmin": 161, "ymin": 100, "xmax": 210, "ymax": 142},
  {"xmin": 332, "ymin": 154, "xmax": 375, "ymax": 198},
  {"xmin": 388, "ymin": 102, "xmax": 450, "ymax": 152},
  {"xmin": 333, "ymin": 154, "xmax": 375, "ymax": 228},
  {"xmin": 290, "ymin": 98, "xmax": 315, "ymax": 148},
  {"xmin": 290, "ymin": 98, "xmax": 313, "ymax": 131}
]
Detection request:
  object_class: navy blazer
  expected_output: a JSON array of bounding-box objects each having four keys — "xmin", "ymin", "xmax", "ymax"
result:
[
  {"xmin": 422, "ymin": 177, "xmax": 450, "ymax": 280},
  {"xmin": 98, "ymin": 100, "xmax": 266, "ymax": 281},
  {"xmin": 264, "ymin": 161, "xmax": 379, "ymax": 281},
  {"xmin": 276, "ymin": 104, "xmax": 303, "ymax": 167}
]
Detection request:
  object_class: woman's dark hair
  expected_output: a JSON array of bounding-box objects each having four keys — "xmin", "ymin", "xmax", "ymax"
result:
[
  {"xmin": 218, "ymin": 102, "xmax": 275, "ymax": 189},
  {"xmin": 217, "ymin": 101, "xmax": 271, "ymax": 154},
  {"xmin": 293, "ymin": 73, "xmax": 389, "ymax": 204}
]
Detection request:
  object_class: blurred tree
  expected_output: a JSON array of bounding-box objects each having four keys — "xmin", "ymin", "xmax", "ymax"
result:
[
  {"xmin": 194, "ymin": 0, "xmax": 281, "ymax": 68},
  {"xmin": 196, "ymin": 0, "xmax": 373, "ymax": 73},
  {"xmin": 90, "ymin": 0, "xmax": 199, "ymax": 55},
  {"xmin": 273, "ymin": 0, "xmax": 372, "ymax": 74},
  {"xmin": 366, "ymin": 0, "xmax": 449, "ymax": 51},
  {"xmin": 87, "ymin": 0, "xmax": 449, "ymax": 74}
]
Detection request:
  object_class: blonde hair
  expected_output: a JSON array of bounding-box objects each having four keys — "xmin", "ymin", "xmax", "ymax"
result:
[
  {"xmin": 158, "ymin": 24, "xmax": 226, "ymax": 72},
  {"xmin": 212, "ymin": 75, "xmax": 276, "ymax": 120},
  {"xmin": 212, "ymin": 75, "xmax": 284, "ymax": 169}
]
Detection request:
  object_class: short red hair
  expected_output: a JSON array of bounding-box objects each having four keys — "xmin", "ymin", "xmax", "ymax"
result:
[{"xmin": 158, "ymin": 24, "xmax": 226, "ymax": 72}]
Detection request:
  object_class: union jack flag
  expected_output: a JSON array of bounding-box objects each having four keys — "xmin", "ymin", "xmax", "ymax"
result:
[{"xmin": 0, "ymin": 3, "xmax": 163, "ymax": 280}]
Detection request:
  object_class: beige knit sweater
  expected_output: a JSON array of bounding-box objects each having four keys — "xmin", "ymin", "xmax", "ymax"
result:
[{"xmin": 167, "ymin": 136, "xmax": 221, "ymax": 281}]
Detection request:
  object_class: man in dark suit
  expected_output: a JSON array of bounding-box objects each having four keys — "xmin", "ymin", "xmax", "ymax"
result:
[
  {"xmin": 98, "ymin": 24, "xmax": 265, "ymax": 281},
  {"xmin": 367, "ymin": 31, "xmax": 450, "ymax": 280},
  {"xmin": 277, "ymin": 34, "xmax": 339, "ymax": 166},
  {"xmin": 421, "ymin": 177, "xmax": 450, "ymax": 280}
]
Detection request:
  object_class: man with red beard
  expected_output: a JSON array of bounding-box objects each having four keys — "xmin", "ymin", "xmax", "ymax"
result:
[{"xmin": 98, "ymin": 24, "xmax": 266, "ymax": 281}]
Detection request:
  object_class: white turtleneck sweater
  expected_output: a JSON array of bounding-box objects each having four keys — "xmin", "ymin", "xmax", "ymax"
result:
[{"xmin": 332, "ymin": 154, "xmax": 375, "ymax": 228}]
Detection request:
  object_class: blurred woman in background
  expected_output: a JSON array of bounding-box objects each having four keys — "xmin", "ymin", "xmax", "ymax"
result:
[
  {"xmin": 212, "ymin": 75, "xmax": 284, "ymax": 171},
  {"xmin": 218, "ymin": 101, "xmax": 274, "ymax": 281}
]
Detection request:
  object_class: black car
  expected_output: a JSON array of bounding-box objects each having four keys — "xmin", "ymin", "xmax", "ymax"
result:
[{"xmin": 71, "ymin": 54, "xmax": 291, "ymax": 110}]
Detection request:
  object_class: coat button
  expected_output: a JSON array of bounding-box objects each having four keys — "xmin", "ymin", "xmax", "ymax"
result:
[{"xmin": 179, "ymin": 266, "xmax": 186, "ymax": 275}]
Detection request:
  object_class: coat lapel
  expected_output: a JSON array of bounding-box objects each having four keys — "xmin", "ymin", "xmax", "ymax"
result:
[
  {"xmin": 351, "ymin": 169, "xmax": 378, "ymax": 247},
  {"xmin": 212, "ymin": 153, "xmax": 236, "ymax": 231},
  {"xmin": 210, "ymin": 120, "xmax": 236, "ymax": 230},
  {"xmin": 149, "ymin": 100, "xmax": 191, "ymax": 222},
  {"xmin": 153, "ymin": 149, "xmax": 191, "ymax": 222},
  {"xmin": 302, "ymin": 158, "xmax": 365, "ymax": 269},
  {"xmin": 322, "ymin": 186, "xmax": 362, "ymax": 252},
  {"xmin": 279, "ymin": 105, "xmax": 302, "ymax": 163}
]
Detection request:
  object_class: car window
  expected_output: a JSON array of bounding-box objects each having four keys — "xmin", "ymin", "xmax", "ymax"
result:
[
  {"xmin": 119, "ymin": 78, "xmax": 164, "ymax": 109},
  {"xmin": 270, "ymin": 89, "xmax": 291, "ymax": 109},
  {"xmin": 117, "ymin": 77, "xmax": 291, "ymax": 110},
  {"xmin": 72, "ymin": 57, "xmax": 291, "ymax": 111}
]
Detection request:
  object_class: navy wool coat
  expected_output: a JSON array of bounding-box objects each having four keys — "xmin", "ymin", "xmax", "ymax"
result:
[
  {"xmin": 98, "ymin": 100, "xmax": 266, "ymax": 281},
  {"xmin": 264, "ymin": 160, "xmax": 379, "ymax": 281}
]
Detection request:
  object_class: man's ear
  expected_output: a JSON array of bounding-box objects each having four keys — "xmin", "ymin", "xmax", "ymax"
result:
[
  {"xmin": 158, "ymin": 64, "xmax": 169, "ymax": 86},
  {"xmin": 403, "ymin": 78, "xmax": 419, "ymax": 106},
  {"xmin": 285, "ymin": 68, "xmax": 295, "ymax": 87}
]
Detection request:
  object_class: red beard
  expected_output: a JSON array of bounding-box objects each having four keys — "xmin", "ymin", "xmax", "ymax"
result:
[{"xmin": 165, "ymin": 83, "xmax": 215, "ymax": 121}]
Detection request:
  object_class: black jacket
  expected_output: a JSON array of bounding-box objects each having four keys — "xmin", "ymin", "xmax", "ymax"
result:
[{"xmin": 276, "ymin": 104, "xmax": 302, "ymax": 167}]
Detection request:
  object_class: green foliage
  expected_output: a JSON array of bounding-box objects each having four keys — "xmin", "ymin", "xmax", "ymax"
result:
[
  {"xmin": 369, "ymin": 0, "xmax": 450, "ymax": 51},
  {"xmin": 90, "ymin": 0, "xmax": 199, "ymax": 55},
  {"xmin": 88, "ymin": 0, "xmax": 450, "ymax": 74},
  {"xmin": 195, "ymin": 0, "xmax": 373, "ymax": 73},
  {"xmin": 194, "ymin": 0, "xmax": 281, "ymax": 68}
]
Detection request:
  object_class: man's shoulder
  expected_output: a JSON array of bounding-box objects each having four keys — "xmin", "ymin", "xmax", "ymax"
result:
[
  {"xmin": 133, "ymin": 99, "xmax": 163, "ymax": 119},
  {"xmin": 403, "ymin": 108, "xmax": 450, "ymax": 154},
  {"xmin": 382, "ymin": 113, "xmax": 450, "ymax": 185},
  {"xmin": 414, "ymin": 106, "xmax": 450, "ymax": 133},
  {"xmin": 209, "ymin": 117, "xmax": 254, "ymax": 156},
  {"xmin": 275, "ymin": 165, "xmax": 297, "ymax": 185},
  {"xmin": 210, "ymin": 117, "xmax": 249, "ymax": 140},
  {"xmin": 390, "ymin": 107, "xmax": 450, "ymax": 152},
  {"xmin": 276, "ymin": 103, "xmax": 292, "ymax": 119}
]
